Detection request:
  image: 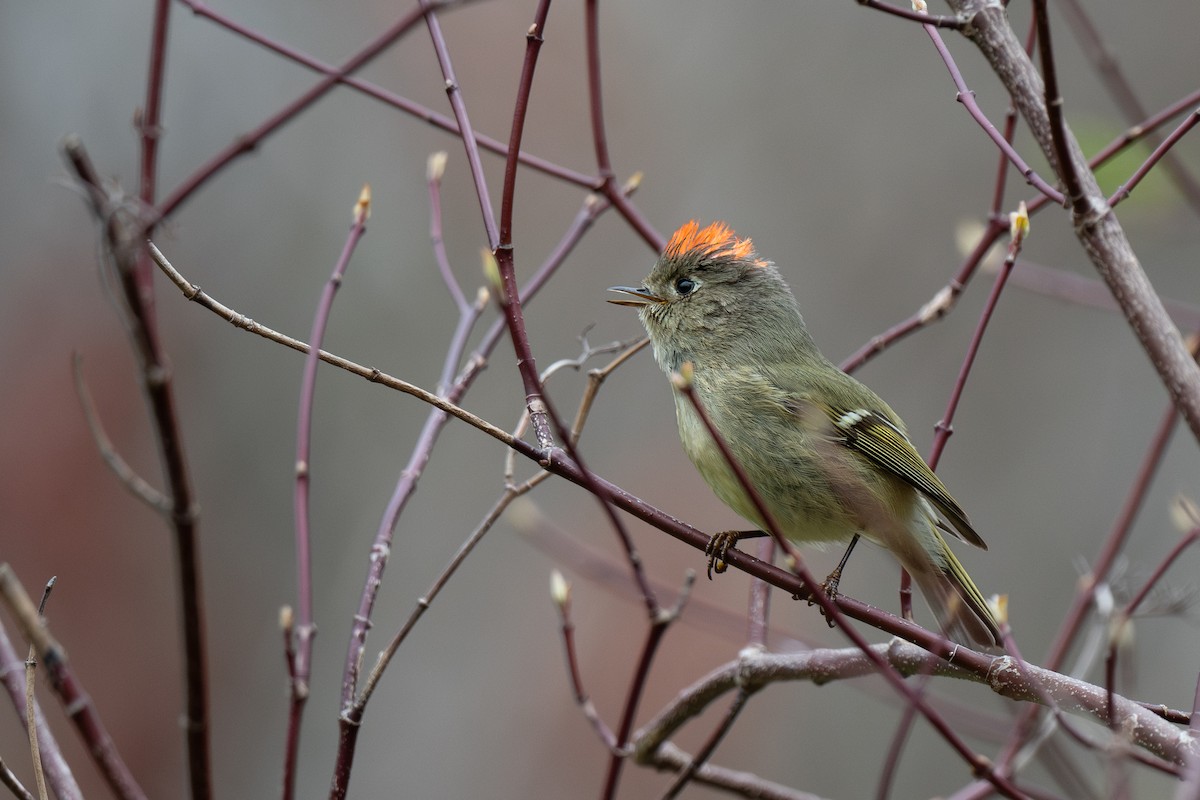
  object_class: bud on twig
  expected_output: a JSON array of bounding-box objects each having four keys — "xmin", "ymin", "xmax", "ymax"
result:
[
  {"xmin": 481, "ymin": 249, "xmax": 506, "ymax": 304},
  {"xmin": 1170, "ymin": 495, "xmax": 1199, "ymax": 532},
  {"xmin": 427, "ymin": 151, "xmax": 448, "ymax": 183},
  {"xmin": 1109, "ymin": 612, "xmax": 1135, "ymax": 650},
  {"xmin": 550, "ymin": 570, "xmax": 571, "ymax": 609},
  {"xmin": 354, "ymin": 184, "xmax": 372, "ymax": 221},
  {"xmin": 1009, "ymin": 200, "xmax": 1029, "ymax": 244},
  {"xmin": 622, "ymin": 171, "xmax": 643, "ymax": 195},
  {"xmin": 918, "ymin": 285, "xmax": 955, "ymax": 324}
]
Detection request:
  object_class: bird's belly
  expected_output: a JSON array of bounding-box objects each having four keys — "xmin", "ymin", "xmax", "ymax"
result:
[{"xmin": 675, "ymin": 396, "xmax": 859, "ymax": 545}]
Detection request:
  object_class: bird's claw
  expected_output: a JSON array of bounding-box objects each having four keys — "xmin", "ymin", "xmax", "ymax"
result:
[
  {"xmin": 805, "ymin": 567, "xmax": 843, "ymax": 629},
  {"xmin": 704, "ymin": 531, "xmax": 740, "ymax": 579}
]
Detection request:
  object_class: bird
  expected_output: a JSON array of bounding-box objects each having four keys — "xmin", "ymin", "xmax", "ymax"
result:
[{"xmin": 609, "ymin": 220, "xmax": 1001, "ymax": 646}]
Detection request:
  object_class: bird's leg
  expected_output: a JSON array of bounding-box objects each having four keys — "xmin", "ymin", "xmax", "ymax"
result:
[
  {"xmin": 811, "ymin": 534, "xmax": 860, "ymax": 627},
  {"xmin": 705, "ymin": 529, "xmax": 766, "ymax": 579}
]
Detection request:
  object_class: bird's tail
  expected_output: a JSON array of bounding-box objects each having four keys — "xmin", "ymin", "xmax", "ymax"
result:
[{"xmin": 912, "ymin": 532, "xmax": 1001, "ymax": 647}]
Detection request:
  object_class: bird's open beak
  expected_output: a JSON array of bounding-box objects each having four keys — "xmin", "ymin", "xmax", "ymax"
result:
[{"xmin": 607, "ymin": 285, "xmax": 664, "ymax": 307}]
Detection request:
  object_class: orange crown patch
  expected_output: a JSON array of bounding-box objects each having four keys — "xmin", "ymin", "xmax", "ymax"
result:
[{"xmin": 663, "ymin": 221, "xmax": 766, "ymax": 267}]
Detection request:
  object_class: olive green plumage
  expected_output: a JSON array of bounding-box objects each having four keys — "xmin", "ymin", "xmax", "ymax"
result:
[{"xmin": 610, "ymin": 221, "xmax": 1000, "ymax": 646}]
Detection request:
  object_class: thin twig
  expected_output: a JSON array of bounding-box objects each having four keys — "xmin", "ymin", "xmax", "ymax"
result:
[
  {"xmin": 176, "ymin": 0, "xmax": 599, "ymax": 190},
  {"xmin": 328, "ymin": 141, "xmax": 634, "ymax": 800},
  {"xmin": 551, "ymin": 571, "xmax": 621, "ymax": 751},
  {"xmin": 840, "ymin": 219, "xmax": 1008, "ymax": 373},
  {"xmin": 0, "ymin": 758, "xmax": 34, "ymax": 800},
  {"xmin": 0, "ymin": 625, "xmax": 81, "ymax": 800},
  {"xmin": 72, "ymin": 354, "xmax": 170, "ymax": 513},
  {"xmin": 484, "ymin": 0, "xmax": 668, "ymax": 644},
  {"xmin": 282, "ymin": 186, "xmax": 371, "ymax": 800},
  {"xmin": 0, "ymin": 566, "xmax": 148, "ymax": 800},
  {"xmin": 582, "ymin": 1, "xmax": 662, "ymax": 251},
  {"xmin": 859, "ymin": 0, "xmax": 964, "ymax": 28},
  {"xmin": 923, "ymin": 23, "xmax": 1065, "ymax": 205},
  {"xmin": 645, "ymin": 742, "xmax": 828, "ymax": 800},
  {"xmin": 1031, "ymin": 0, "xmax": 1084, "ymax": 209},
  {"xmin": 426, "ymin": 152, "xmax": 468, "ymax": 315},
  {"xmin": 354, "ymin": 487, "xmax": 518, "ymax": 712},
  {"xmin": 332, "ymin": 284, "xmax": 490, "ymax": 794},
  {"xmin": 875, "ymin": 674, "xmax": 927, "ymax": 800},
  {"xmin": 1109, "ymin": 109, "xmax": 1200, "ymax": 207},
  {"xmin": 157, "ymin": 4, "xmax": 432, "ymax": 219},
  {"xmin": 62, "ymin": 137, "xmax": 211, "ymax": 800},
  {"xmin": 584, "ymin": 0, "xmax": 613, "ymax": 185},
  {"xmin": 929, "ymin": 205, "xmax": 1028, "ymax": 465},
  {"xmin": 145, "ymin": 240, "xmax": 511, "ymax": 447},
  {"xmin": 25, "ymin": 578, "xmax": 54, "ymax": 800},
  {"xmin": 492, "ymin": 0, "xmax": 557, "ymax": 448},
  {"xmin": 421, "ymin": 0, "xmax": 498, "ymax": 249},
  {"xmin": 601, "ymin": 572, "xmax": 695, "ymax": 800},
  {"xmin": 1121, "ymin": 525, "xmax": 1200, "ymax": 620},
  {"xmin": 1056, "ymin": 0, "xmax": 1200, "ymax": 215},
  {"xmin": 660, "ymin": 686, "xmax": 752, "ymax": 800},
  {"xmin": 353, "ymin": 330, "xmax": 634, "ymax": 715}
]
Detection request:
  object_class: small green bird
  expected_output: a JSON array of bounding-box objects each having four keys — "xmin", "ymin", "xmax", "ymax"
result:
[{"xmin": 610, "ymin": 220, "xmax": 1000, "ymax": 646}]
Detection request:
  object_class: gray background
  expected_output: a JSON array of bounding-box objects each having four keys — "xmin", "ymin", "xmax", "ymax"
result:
[{"xmin": 3, "ymin": 0, "xmax": 1198, "ymax": 797}]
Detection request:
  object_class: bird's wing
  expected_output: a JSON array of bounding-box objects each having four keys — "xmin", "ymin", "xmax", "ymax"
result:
[{"xmin": 817, "ymin": 403, "xmax": 987, "ymax": 550}]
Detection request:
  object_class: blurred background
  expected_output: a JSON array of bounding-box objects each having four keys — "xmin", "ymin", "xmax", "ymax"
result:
[{"xmin": 2, "ymin": 0, "xmax": 1199, "ymax": 797}]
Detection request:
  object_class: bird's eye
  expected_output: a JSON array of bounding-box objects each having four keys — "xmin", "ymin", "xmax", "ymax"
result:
[{"xmin": 675, "ymin": 278, "xmax": 696, "ymax": 296}]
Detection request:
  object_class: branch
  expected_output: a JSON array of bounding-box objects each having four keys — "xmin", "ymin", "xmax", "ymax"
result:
[
  {"xmin": 157, "ymin": 4, "xmax": 431, "ymax": 219},
  {"xmin": 421, "ymin": 0, "xmax": 497, "ymax": 248},
  {"xmin": 61, "ymin": 137, "xmax": 211, "ymax": 800},
  {"xmin": 924, "ymin": 23, "xmax": 1064, "ymax": 204},
  {"xmin": 634, "ymin": 640, "xmax": 1196, "ymax": 770},
  {"xmin": 859, "ymin": 0, "xmax": 963, "ymax": 29},
  {"xmin": 0, "ymin": 758, "xmax": 33, "ymax": 800},
  {"xmin": 24, "ymin": 578, "xmax": 54, "ymax": 800},
  {"xmin": 72, "ymin": 355, "xmax": 170, "ymax": 513},
  {"xmin": 949, "ymin": 0, "xmax": 1200, "ymax": 445},
  {"xmin": 1055, "ymin": 0, "xmax": 1200, "ymax": 215},
  {"xmin": 0, "ymin": 624, "xmax": 80, "ymax": 800},
  {"xmin": 0, "ymin": 566, "xmax": 148, "ymax": 800},
  {"xmin": 930, "ymin": 205, "xmax": 1029, "ymax": 465},
  {"xmin": 1109, "ymin": 108, "xmax": 1200, "ymax": 207},
  {"xmin": 176, "ymin": 0, "xmax": 599, "ymax": 191},
  {"xmin": 282, "ymin": 186, "xmax": 372, "ymax": 800}
]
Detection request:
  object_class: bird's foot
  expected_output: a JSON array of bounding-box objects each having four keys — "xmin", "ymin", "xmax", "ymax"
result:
[{"xmin": 704, "ymin": 531, "xmax": 741, "ymax": 579}]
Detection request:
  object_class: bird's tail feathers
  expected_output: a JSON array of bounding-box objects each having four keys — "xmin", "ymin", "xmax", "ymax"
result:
[{"xmin": 913, "ymin": 534, "xmax": 1001, "ymax": 647}]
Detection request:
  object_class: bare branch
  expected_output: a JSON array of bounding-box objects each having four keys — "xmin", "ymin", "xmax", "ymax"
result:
[
  {"xmin": 61, "ymin": 136, "xmax": 211, "ymax": 800},
  {"xmin": 0, "ymin": 566, "xmax": 148, "ymax": 800},
  {"xmin": 951, "ymin": 0, "xmax": 1200, "ymax": 445},
  {"xmin": 0, "ymin": 625, "xmax": 81, "ymax": 800},
  {"xmin": 282, "ymin": 186, "xmax": 372, "ymax": 800},
  {"xmin": 634, "ymin": 640, "xmax": 1196, "ymax": 769},
  {"xmin": 72, "ymin": 354, "xmax": 170, "ymax": 513}
]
